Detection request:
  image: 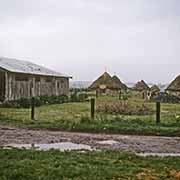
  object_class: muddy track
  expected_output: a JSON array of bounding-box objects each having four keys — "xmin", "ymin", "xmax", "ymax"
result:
[{"xmin": 0, "ymin": 125, "xmax": 180, "ymax": 153}]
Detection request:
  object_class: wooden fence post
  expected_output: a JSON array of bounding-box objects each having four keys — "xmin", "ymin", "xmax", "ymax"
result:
[
  {"xmin": 91, "ymin": 98, "xmax": 95, "ymax": 119},
  {"xmin": 156, "ymin": 101, "xmax": 161, "ymax": 124},
  {"xmin": 31, "ymin": 97, "xmax": 35, "ymax": 120},
  {"xmin": 30, "ymin": 79, "xmax": 35, "ymax": 120}
]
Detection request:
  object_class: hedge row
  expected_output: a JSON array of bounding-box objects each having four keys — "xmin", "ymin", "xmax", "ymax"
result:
[
  {"xmin": 2, "ymin": 95, "xmax": 68, "ymax": 108},
  {"xmin": 1, "ymin": 92, "xmax": 90, "ymax": 108}
]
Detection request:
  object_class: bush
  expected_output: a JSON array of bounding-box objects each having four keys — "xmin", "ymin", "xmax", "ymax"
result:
[
  {"xmin": 1, "ymin": 95, "xmax": 69, "ymax": 108},
  {"xmin": 39, "ymin": 95, "xmax": 68, "ymax": 104},
  {"xmin": 78, "ymin": 93, "xmax": 88, "ymax": 102},
  {"xmin": 96, "ymin": 101, "xmax": 153, "ymax": 115},
  {"xmin": 119, "ymin": 94, "xmax": 128, "ymax": 101},
  {"xmin": 154, "ymin": 93, "xmax": 180, "ymax": 103},
  {"xmin": 70, "ymin": 92, "xmax": 88, "ymax": 102},
  {"xmin": 16, "ymin": 98, "xmax": 31, "ymax": 108},
  {"xmin": 70, "ymin": 92, "xmax": 79, "ymax": 102},
  {"xmin": 1, "ymin": 98, "xmax": 31, "ymax": 108}
]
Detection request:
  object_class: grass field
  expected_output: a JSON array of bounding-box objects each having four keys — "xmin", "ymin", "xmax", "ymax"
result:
[
  {"xmin": 0, "ymin": 96, "xmax": 180, "ymax": 136},
  {"xmin": 0, "ymin": 149, "xmax": 180, "ymax": 180}
]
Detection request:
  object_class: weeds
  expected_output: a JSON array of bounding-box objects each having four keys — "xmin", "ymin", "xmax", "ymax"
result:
[
  {"xmin": 96, "ymin": 101, "xmax": 153, "ymax": 115},
  {"xmin": 0, "ymin": 97, "xmax": 180, "ymax": 136},
  {"xmin": 0, "ymin": 149, "xmax": 180, "ymax": 180},
  {"xmin": 1, "ymin": 95, "xmax": 69, "ymax": 108}
]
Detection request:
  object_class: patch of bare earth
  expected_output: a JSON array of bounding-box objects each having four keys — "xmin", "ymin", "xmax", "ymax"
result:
[{"xmin": 0, "ymin": 125, "xmax": 180, "ymax": 153}]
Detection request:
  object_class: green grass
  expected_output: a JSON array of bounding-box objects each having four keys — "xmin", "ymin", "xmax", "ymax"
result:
[
  {"xmin": 0, "ymin": 149, "xmax": 180, "ymax": 180},
  {"xmin": 0, "ymin": 96, "xmax": 180, "ymax": 136}
]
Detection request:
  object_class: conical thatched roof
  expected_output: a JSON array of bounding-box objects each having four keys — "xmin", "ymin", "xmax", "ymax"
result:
[
  {"xmin": 89, "ymin": 72, "xmax": 121, "ymax": 90},
  {"xmin": 133, "ymin": 80, "xmax": 150, "ymax": 91},
  {"xmin": 151, "ymin": 85, "xmax": 160, "ymax": 92},
  {"xmin": 112, "ymin": 75, "xmax": 127, "ymax": 90},
  {"xmin": 166, "ymin": 75, "xmax": 180, "ymax": 91}
]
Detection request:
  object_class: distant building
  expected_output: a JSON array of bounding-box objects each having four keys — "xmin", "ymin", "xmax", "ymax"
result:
[
  {"xmin": 0, "ymin": 57, "xmax": 71, "ymax": 102},
  {"xmin": 150, "ymin": 85, "xmax": 160, "ymax": 98},
  {"xmin": 111, "ymin": 75, "xmax": 128, "ymax": 91},
  {"xmin": 89, "ymin": 72, "xmax": 124, "ymax": 95},
  {"xmin": 133, "ymin": 80, "xmax": 150, "ymax": 99},
  {"xmin": 166, "ymin": 75, "xmax": 180, "ymax": 97},
  {"xmin": 133, "ymin": 80, "xmax": 150, "ymax": 91}
]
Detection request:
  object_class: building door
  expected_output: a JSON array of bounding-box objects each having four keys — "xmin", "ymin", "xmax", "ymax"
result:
[{"xmin": 0, "ymin": 72, "xmax": 5, "ymax": 101}]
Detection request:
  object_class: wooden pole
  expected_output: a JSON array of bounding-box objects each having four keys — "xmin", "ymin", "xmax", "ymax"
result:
[
  {"xmin": 91, "ymin": 98, "xmax": 95, "ymax": 119},
  {"xmin": 156, "ymin": 101, "xmax": 161, "ymax": 124},
  {"xmin": 31, "ymin": 97, "xmax": 35, "ymax": 120},
  {"xmin": 30, "ymin": 79, "xmax": 36, "ymax": 120}
]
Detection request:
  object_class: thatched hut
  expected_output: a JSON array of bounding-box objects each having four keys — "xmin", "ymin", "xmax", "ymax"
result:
[
  {"xmin": 151, "ymin": 85, "xmax": 160, "ymax": 93},
  {"xmin": 112, "ymin": 75, "xmax": 127, "ymax": 91},
  {"xmin": 89, "ymin": 72, "xmax": 121, "ymax": 95},
  {"xmin": 150, "ymin": 85, "xmax": 160, "ymax": 98},
  {"xmin": 133, "ymin": 80, "xmax": 150, "ymax": 99},
  {"xmin": 133, "ymin": 80, "xmax": 150, "ymax": 91},
  {"xmin": 166, "ymin": 75, "xmax": 180, "ymax": 97}
]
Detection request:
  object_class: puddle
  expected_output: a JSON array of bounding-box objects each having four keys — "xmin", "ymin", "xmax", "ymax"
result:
[
  {"xmin": 4, "ymin": 142, "xmax": 94, "ymax": 151},
  {"xmin": 137, "ymin": 153, "xmax": 180, "ymax": 157},
  {"xmin": 97, "ymin": 140, "xmax": 119, "ymax": 145}
]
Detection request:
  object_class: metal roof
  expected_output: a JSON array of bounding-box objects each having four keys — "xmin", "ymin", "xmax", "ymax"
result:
[{"xmin": 0, "ymin": 57, "xmax": 71, "ymax": 78}]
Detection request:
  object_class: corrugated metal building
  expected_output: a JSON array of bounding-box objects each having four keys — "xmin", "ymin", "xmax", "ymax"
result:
[{"xmin": 0, "ymin": 57, "xmax": 71, "ymax": 101}]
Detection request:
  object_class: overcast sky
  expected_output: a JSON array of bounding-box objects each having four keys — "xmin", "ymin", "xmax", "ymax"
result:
[{"xmin": 0, "ymin": 0, "xmax": 180, "ymax": 84}]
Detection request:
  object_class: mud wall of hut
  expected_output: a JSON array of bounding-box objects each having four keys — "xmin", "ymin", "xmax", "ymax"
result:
[
  {"xmin": 166, "ymin": 90, "xmax": 180, "ymax": 97},
  {"xmin": 4, "ymin": 72, "xmax": 69, "ymax": 101},
  {"xmin": 105, "ymin": 89, "xmax": 120, "ymax": 96}
]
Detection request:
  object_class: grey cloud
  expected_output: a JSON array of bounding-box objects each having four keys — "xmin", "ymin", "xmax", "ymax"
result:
[{"xmin": 0, "ymin": 0, "xmax": 179, "ymax": 83}]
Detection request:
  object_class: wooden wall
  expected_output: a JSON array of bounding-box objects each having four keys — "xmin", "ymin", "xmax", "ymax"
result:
[
  {"xmin": 0, "ymin": 71, "xmax": 5, "ymax": 101},
  {"xmin": 4, "ymin": 72, "xmax": 69, "ymax": 101}
]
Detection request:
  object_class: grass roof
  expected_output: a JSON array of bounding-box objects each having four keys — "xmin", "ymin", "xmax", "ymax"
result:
[
  {"xmin": 133, "ymin": 80, "xmax": 150, "ymax": 91},
  {"xmin": 151, "ymin": 85, "xmax": 160, "ymax": 92},
  {"xmin": 89, "ymin": 72, "xmax": 121, "ymax": 90},
  {"xmin": 112, "ymin": 75, "xmax": 127, "ymax": 90},
  {"xmin": 166, "ymin": 75, "xmax": 180, "ymax": 91}
]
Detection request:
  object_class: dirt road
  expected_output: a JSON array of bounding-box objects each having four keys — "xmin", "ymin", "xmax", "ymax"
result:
[{"xmin": 0, "ymin": 125, "xmax": 180, "ymax": 153}]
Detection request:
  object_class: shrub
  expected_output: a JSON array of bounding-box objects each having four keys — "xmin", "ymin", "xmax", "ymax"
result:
[
  {"xmin": 16, "ymin": 98, "xmax": 31, "ymax": 108},
  {"xmin": 2, "ymin": 98, "xmax": 31, "ymax": 108},
  {"xmin": 96, "ymin": 101, "xmax": 153, "ymax": 115},
  {"xmin": 70, "ymin": 92, "xmax": 88, "ymax": 102},
  {"xmin": 1, "ymin": 95, "xmax": 69, "ymax": 108},
  {"xmin": 78, "ymin": 93, "xmax": 88, "ymax": 102},
  {"xmin": 70, "ymin": 92, "xmax": 79, "ymax": 102},
  {"xmin": 119, "ymin": 94, "xmax": 128, "ymax": 101},
  {"xmin": 39, "ymin": 95, "xmax": 68, "ymax": 104},
  {"xmin": 154, "ymin": 93, "xmax": 180, "ymax": 103}
]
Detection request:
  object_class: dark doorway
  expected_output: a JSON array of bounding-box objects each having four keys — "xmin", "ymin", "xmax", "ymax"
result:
[{"xmin": 0, "ymin": 72, "xmax": 5, "ymax": 101}]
